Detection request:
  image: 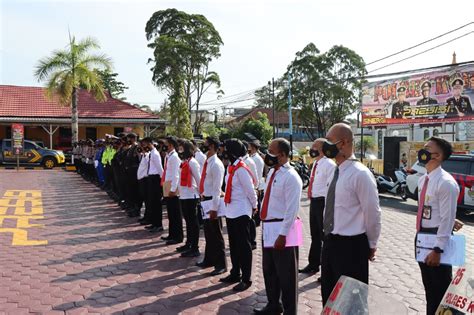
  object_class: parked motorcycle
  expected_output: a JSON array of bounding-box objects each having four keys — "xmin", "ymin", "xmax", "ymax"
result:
[
  {"xmin": 291, "ymin": 159, "xmax": 310, "ymax": 189},
  {"xmin": 373, "ymin": 167, "xmax": 408, "ymax": 200}
]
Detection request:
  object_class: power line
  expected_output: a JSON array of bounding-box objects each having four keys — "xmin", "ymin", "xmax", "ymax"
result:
[
  {"xmin": 367, "ymin": 31, "xmax": 474, "ymax": 73},
  {"xmin": 366, "ymin": 21, "xmax": 473, "ymax": 66}
]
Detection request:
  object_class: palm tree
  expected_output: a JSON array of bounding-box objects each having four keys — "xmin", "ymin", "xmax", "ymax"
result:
[{"xmin": 34, "ymin": 35, "xmax": 112, "ymax": 144}]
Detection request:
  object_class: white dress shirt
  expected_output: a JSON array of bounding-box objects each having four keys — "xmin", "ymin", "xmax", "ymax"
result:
[
  {"xmin": 418, "ymin": 166, "xmax": 459, "ymax": 250},
  {"xmin": 195, "ymin": 150, "xmax": 207, "ymax": 169},
  {"xmin": 310, "ymin": 156, "xmax": 337, "ymax": 198},
  {"xmin": 224, "ymin": 159, "xmax": 258, "ymax": 219},
  {"xmin": 243, "ymin": 154, "xmax": 258, "ymax": 188},
  {"xmin": 250, "ymin": 152, "xmax": 265, "ymax": 190},
  {"xmin": 325, "ymin": 156, "xmax": 382, "ymax": 248},
  {"xmin": 264, "ymin": 162, "xmax": 303, "ymax": 236},
  {"xmin": 164, "ymin": 150, "xmax": 181, "ymax": 193},
  {"xmin": 137, "ymin": 153, "xmax": 148, "ymax": 180},
  {"xmin": 179, "ymin": 158, "xmax": 201, "ymax": 200},
  {"xmin": 202, "ymin": 153, "xmax": 225, "ymax": 211},
  {"xmin": 148, "ymin": 147, "xmax": 163, "ymax": 176}
]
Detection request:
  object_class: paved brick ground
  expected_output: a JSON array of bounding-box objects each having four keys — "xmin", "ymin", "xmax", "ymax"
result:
[{"xmin": 0, "ymin": 169, "xmax": 473, "ymax": 314}]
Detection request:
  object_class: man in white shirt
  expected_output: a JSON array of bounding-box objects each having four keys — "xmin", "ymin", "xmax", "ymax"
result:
[
  {"xmin": 197, "ymin": 136, "xmax": 227, "ymax": 276},
  {"xmin": 161, "ymin": 136, "xmax": 183, "ymax": 245},
  {"xmin": 415, "ymin": 137, "xmax": 459, "ymax": 315},
  {"xmin": 300, "ymin": 138, "xmax": 336, "ymax": 278},
  {"xmin": 220, "ymin": 139, "xmax": 257, "ymax": 292},
  {"xmin": 254, "ymin": 138, "xmax": 302, "ymax": 315},
  {"xmin": 192, "ymin": 139, "xmax": 207, "ymax": 169},
  {"xmin": 249, "ymin": 140, "xmax": 265, "ymax": 227},
  {"xmin": 140, "ymin": 137, "xmax": 164, "ymax": 233},
  {"xmin": 136, "ymin": 141, "xmax": 150, "ymax": 226},
  {"xmin": 177, "ymin": 140, "xmax": 202, "ymax": 257},
  {"xmin": 320, "ymin": 123, "xmax": 381, "ymax": 306}
]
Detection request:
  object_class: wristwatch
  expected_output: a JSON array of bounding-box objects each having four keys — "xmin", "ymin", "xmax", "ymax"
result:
[{"xmin": 433, "ymin": 247, "xmax": 444, "ymax": 254}]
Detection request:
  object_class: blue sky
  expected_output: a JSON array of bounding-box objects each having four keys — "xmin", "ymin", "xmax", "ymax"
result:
[{"xmin": 1, "ymin": 0, "xmax": 474, "ymax": 111}]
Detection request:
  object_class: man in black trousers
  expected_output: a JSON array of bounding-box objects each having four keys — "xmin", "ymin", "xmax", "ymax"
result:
[
  {"xmin": 123, "ymin": 133, "xmax": 142, "ymax": 218},
  {"xmin": 196, "ymin": 136, "xmax": 227, "ymax": 276},
  {"xmin": 320, "ymin": 123, "xmax": 381, "ymax": 306},
  {"xmin": 299, "ymin": 138, "xmax": 336, "ymax": 279},
  {"xmin": 161, "ymin": 136, "xmax": 183, "ymax": 245},
  {"xmin": 254, "ymin": 138, "xmax": 302, "ymax": 315}
]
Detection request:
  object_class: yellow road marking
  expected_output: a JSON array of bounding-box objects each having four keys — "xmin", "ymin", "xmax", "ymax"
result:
[{"xmin": 0, "ymin": 190, "xmax": 47, "ymax": 246}]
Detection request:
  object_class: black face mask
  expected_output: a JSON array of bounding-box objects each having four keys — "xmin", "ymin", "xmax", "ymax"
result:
[
  {"xmin": 418, "ymin": 149, "xmax": 432, "ymax": 166},
  {"xmin": 161, "ymin": 145, "xmax": 168, "ymax": 152},
  {"xmin": 201, "ymin": 144, "xmax": 209, "ymax": 153},
  {"xmin": 143, "ymin": 146, "xmax": 151, "ymax": 153},
  {"xmin": 264, "ymin": 153, "xmax": 279, "ymax": 167},
  {"xmin": 223, "ymin": 151, "xmax": 233, "ymax": 162},
  {"xmin": 309, "ymin": 149, "xmax": 320, "ymax": 158},
  {"xmin": 178, "ymin": 152, "xmax": 185, "ymax": 160},
  {"xmin": 322, "ymin": 140, "xmax": 341, "ymax": 159}
]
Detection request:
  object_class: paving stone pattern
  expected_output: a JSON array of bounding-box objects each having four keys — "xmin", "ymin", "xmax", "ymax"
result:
[{"xmin": 0, "ymin": 170, "xmax": 473, "ymax": 314}]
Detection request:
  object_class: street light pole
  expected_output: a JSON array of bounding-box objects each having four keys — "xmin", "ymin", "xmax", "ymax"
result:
[
  {"xmin": 269, "ymin": 78, "xmax": 276, "ymax": 138},
  {"xmin": 288, "ymin": 73, "xmax": 293, "ymax": 159}
]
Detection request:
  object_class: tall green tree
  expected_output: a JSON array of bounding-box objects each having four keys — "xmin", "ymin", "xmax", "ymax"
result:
[
  {"xmin": 145, "ymin": 8, "xmax": 224, "ymax": 134},
  {"xmin": 167, "ymin": 80, "xmax": 194, "ymax": 139},
  {"xmin": 35, "ymin": 36, "xmax": 112, "ymax": 144},
  {"xmin": 95, "ymin": 69, "xmax": 128, "ymax": 100},
  {"xmin": 255, "ymin": 43, "xmax": 366, "ymax": 140}
]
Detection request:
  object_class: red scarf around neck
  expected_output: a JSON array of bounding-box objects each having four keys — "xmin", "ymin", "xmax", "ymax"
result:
[
  {"xmin": 224, "ymin": 160, "xmax": 253, "ymax": 204},
  {"xmin": 180, "ymin": 159, "xmax": 193, "ymax": 187}
]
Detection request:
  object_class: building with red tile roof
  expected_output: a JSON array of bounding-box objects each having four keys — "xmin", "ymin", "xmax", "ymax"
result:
[{"xmin": 0, "ymin": 85, "xmax": 165, "ymax": 149}]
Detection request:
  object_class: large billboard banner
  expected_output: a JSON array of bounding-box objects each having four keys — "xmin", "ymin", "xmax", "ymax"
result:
[{"xmin": 362, "ymin": 64, "xmax": 474, "ymax": 126}]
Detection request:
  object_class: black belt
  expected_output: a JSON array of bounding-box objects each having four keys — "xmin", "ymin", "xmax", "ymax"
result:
[
  {"xmin": 311, "ymin": 197, "xmax": 325, "ymax": 200},
  {"xmin": 262, "ymin": 218, "xmax": 284, "ymax": 223},
  {"xmin": 201, "ymin": 196, "xmax": 212, "ymax": 201},
  {"xmin": 419, "ymin": 227, "xmax": 438, "ymax": 234},
  {"xmin": 324, "ymin": 233, "xmax": 366, "ymax": 241}
]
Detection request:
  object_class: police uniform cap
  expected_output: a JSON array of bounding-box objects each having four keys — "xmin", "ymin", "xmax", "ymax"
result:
[
  {"xmin": 451, "ymin": 78, "xmax": 464, "ymax": 87},
  {"xmin": 421, "ymin": 81, "xmax": 431, "ymax": 90},
  {"xmin": 397, "ymin": 86, "xmax": 407, "ymax": 93}
]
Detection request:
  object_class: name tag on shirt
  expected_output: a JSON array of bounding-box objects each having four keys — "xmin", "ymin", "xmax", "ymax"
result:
[
  {"xmin": 263, "ymin": 219, "xmax": 303, "ymax": 248},
  {"xmin": 422, "ymin": 205, "xmax": 432, "ymax": 220},
  {"xmin": 415, "ymin": 233, "xmax": 466, "ymax": 266}
]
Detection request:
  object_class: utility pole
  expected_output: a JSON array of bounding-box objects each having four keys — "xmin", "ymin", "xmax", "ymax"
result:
[
  {"xmin": 288, "ymin": 74, "xmax": 293, "ymax": 158},
  {"xmin": 268, "ymin": 79, "xmax": 276, "ymax": 138}
]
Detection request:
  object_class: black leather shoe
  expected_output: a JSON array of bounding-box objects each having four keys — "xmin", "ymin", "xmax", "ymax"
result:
[
  {"xmin": 161, "ymin": 235, "xmax": 171, "ymax": 241},
  {"xmin": 233, "ymin": 281, "xmax": 252, "ymax": 292},
  {"xmin": 317, "ymin": 276, "xmax": 322, "ymax": 283},
  {"xmin": 210, "ymin": 268, "xmax": 227, "ymax": 276},
  {"xmin": 145, "ymin": 225, "xmax": 154, "ymax": 230},
  {"xmin": 181, "ymin": 249, "xmax": 200, "ymax": 257},
  {"xmin": 195, "ymin": 261, "xmax": 212, "ymax": 268},
  {"xmin": 219, "ymin": 274, "xmax": 241, "ymax": 283},
  {"xmin": 176, "ymin": 244, "xmax": 191, "ymax": 253},
  {"xmin": 166, "ymin": 239, "xmax": 182, "ymax": 245},
  {"xmin": 149, "ymin": 226, "xmax": 164, "ymax": 233},
  {"xmin": 298, "ymin": 265, "xmax": 318, "ymax": 274},
  {"xmin": 253, "ymin": 305, "xmax": 283, "ymax": 314},
  {"xmin": 127, "ymin": 212, "xmax": 140, "ymax": 218},
  {"xmin": 139, "ymin": 219, "xmax": 152, "ymax": 225}
]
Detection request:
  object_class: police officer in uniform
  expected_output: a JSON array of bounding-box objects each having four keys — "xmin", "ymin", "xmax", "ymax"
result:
[
  {"xmin": 391, "ymin": 86, "xmax": 410, "ymax": 119},
  {"xmin": 446, "ymin": 78, "xmax": 473, "ymax": 117},
  {"xmin": 417, "ymin": 81, "xmax": 438, "ymax": 105},
  {"xmin": 415, "ymin": 137, "xmax": 459, "ymax": 315},
  {"xmin": 123, "ymin": 133, "xmax": 141, "ymax": 217}
]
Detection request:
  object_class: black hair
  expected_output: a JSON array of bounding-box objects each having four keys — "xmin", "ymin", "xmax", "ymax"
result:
[
  {"xmin": 428, "ymin": 137, "xmax": 453, "ymax": 161},
  {"xmin": 206, "ymin": 136, "xmax": 220, "ymax": 151},
  {"xmin": 241, "ymin": 140, "xmax": 249, "ymax": 150},
  {"xmin": 166, "ymin": 135, "xmax": 179, "ymax": 149},
  {"xmin": 191, "ymin": 139, "xmax": 197, "ymax": 146},
  {"xmin": 141, "ymin": 137, "xmax": 153, "ymax": 144},
  {"xmin": 225, "ymin": 138, "xmax": 245, "ymax": 159},
  {"xmin": 274, "ymin": 138, "xmax": 290, "ymax": 157},
  {"xmin": 180, "ymin": 140, "xmax": 194, "ymax": 159}
]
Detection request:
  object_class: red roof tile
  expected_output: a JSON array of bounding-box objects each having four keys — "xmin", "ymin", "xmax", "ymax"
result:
[{"xmin": 0, "ymin": 85, "xmax": 160, "ymax": 120}]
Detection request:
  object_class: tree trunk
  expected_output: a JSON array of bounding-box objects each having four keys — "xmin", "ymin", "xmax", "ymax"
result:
[{"xmin": 71, "ymin": 87, "xmax": 79, "ymax": 145}]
